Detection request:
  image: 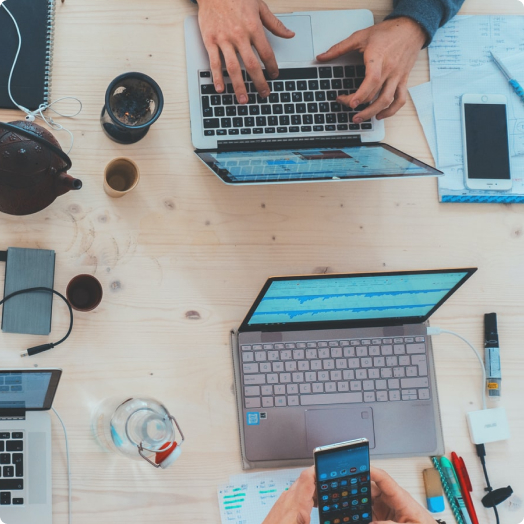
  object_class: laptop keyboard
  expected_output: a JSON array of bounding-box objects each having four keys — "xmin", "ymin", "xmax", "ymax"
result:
[
  {"xmin": 240, "ymin": 336, "xmax": 430, "ymax": 409},
  {"xmin": 199, "ymin": 65, "xmax": 373, "ymax": 137},
  {"xmin": 0, "ymin": 431, "xmax": 24, "ymax": 505}
]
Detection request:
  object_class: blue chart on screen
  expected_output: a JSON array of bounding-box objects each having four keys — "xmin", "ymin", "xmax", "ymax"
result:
[
  {"xmin": 248, "ymin": 272, "xmax": 467, "ymax": 325},
  {"xmin": 208, "ymin": 146, "xmax": 430, "ymax": 183},
  {"xmin": 0, "ymin": 372, "xmax": 52, "ymax": 409}
]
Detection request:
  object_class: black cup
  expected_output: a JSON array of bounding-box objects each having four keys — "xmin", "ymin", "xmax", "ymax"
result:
[{"xmin": 66, "ymin": 274, "xmax": 103, "ymax": 312}]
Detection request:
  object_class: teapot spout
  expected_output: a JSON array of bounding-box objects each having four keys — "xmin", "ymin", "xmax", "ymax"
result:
[{"xmin": 58, "ymin": 173, "xmax": 82, "ymax": 194}]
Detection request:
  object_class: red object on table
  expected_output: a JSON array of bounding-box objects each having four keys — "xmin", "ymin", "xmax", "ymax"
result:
[{"xmin": 451, "ymin": 451, "xmax": 480, "ymax": 524}]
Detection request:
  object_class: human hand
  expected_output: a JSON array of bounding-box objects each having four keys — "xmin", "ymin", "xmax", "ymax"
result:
[
  {"xmin": 370, "ymin": 467, "xmax": 435, "ymax": 524},
  {"xmin": 317, "ymin": 17, "xmax": 426, "ymax": 123},
  {"xmin": 197, "ymin": 0, "xmax": 294, "ymax": 103},
  {"xmin": 262, "ymin": 467, "xmax": 317, "ymax": 524}
]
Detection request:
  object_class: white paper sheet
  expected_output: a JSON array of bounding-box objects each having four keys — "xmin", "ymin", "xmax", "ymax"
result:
[{"xmin": 218, "ymin": 468, "xmax": 320, "ymax": 524}]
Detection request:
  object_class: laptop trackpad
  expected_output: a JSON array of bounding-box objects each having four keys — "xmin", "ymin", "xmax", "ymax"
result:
[
  {"xmin": 28, "ymin": 432, "xmax": 47, "ymax": 504},
  {"xmin": 305, "ymin": 407, "xmax": 375, "ymax": 451},
  {"xmin": 264, "ymin": 15, "xmax": 314, "ymax": 62}
]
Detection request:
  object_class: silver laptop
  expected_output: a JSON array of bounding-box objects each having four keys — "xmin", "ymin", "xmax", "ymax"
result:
[
  {"xmin": 184, "ymin": 10, "xmax": 443, "ymax": 185},
  {"xmin": 232, "ymin": 269, "xmax": 476, "ymax": 468},
  {"xmin": 0, "ymin": 369, "xmax": 61, "ymax": 524}
]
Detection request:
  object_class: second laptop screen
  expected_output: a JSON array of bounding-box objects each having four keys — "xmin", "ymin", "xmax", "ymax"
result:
[{"xmin": 247, "ymin": 271, "xmax": 468, "ymax": 325}]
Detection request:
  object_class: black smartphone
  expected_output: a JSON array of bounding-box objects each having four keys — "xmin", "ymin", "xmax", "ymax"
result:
[{"xmin": 314, "ymin": 438, "xmax": 372, "ymax": 524}]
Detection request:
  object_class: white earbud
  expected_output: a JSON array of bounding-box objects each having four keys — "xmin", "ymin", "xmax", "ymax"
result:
[{"xmin": 25, "ymin": 113, "xmax": 36, "ymax": 122}]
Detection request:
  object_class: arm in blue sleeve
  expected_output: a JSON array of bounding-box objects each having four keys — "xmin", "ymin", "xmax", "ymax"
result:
[{"xmin": 385, "ymin": 0, "xmax": 465, "ymax": 46}]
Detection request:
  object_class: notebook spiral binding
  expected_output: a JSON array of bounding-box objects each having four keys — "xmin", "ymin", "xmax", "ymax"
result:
[{"xmin": 44, "ymin": 0, "xmax": 56, "ymax": 105}]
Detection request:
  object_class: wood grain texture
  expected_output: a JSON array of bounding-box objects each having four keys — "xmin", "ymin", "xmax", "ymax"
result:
[{"xmin": 1, "ymin": 0, "xmax": 524, "ymax": 523}]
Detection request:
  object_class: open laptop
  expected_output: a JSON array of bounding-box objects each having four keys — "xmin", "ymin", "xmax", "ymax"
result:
[
  {"xmin": 0, "ymin": 368, "xmax": 61, "ymax": 524},
  {"xmin": 184, "ymin": 10, "xmax": 443, "ymax": 185},
  {"xmin": 231, "ymin": 269, "xmax": 476, "ymax": 468}
]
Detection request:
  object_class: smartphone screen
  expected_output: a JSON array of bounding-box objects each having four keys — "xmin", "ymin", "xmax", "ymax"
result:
[
  {"xmin": 315, "ymin": 439, "xmax": 372, "ymax": 524},
  {"xmin": 464, "ymin": 103, "xmax": 511, "ymax": 180}
]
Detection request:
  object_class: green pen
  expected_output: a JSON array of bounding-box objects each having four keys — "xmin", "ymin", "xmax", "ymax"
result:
[{"xmin": 440, "ymin": 457, "xmax": 473, "ymax": 524}]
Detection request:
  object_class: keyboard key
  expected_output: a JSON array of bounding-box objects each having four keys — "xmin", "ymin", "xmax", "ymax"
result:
[
  {"xmin": 307, "ymin": 103, "xmax": 318, "ymax": 113},
  {"xmin": 291, "ymin": 115, "xmax": 302, "ymax": 126},
  {"xmin": 337, "ymin": 124, "xmax": 348, "ymax": 131},
  {"xmin": 349, "ymin": 124, "xmax": 360, "ymax": 130},
  {"xmin": 377, "ymin": 391, "xmax": 388, "ymax": 402},
  {"xmin": 411, "ymin": 355, "xmax": 428, "ymax": 376},
  {"xmin": 305, "ymin": 372, "xmax": 316, "ymax": 382},
  {"xmin": 336, "ymin": 359, "xmax": 348, "ymax": 369},
  {"xmin": 314, "ymin": 115, "xmax": 325, "ymax": 125},
  {"xmin": 288, "ymin": 396, "xmax": 299, "ymax": 406},
  {"xmin": 401, "ymin": 377, "xmax": 429, "ymax": 389},
  {"xmin": 319, "ymin": 67, "xmax": 332, "ymax": 78},
  {"xmin": 292, "ymin": 372, "xmax": 304, "ymax": 383},
  {"xmin": 285, "ymin": 361, "xmax": 297, "ymax": 372},
  {"xmin": 3, "ymin": 466, "xmax": 14, "ymax": 477},
  {"xmin": 362, "ymin": 123, "xmax": 373, "ymax": 130},
  {"xmin": 274, "ymin": 385, "xmax": 285, "ymax": 395},
  {"xmin": 415, "ymin": 336, "xmax": 425, "ymax": 342},
  {"xmin": 249, "ymin": 105, "xmax": 260, "ymax": 115},
  {"xmin": 201, "ymin": 84, "xmax": 217, "ymax": 94},
  {"xmin": 0, "ymin": 479, "xmax": 23, "ymax": 490},
  {"xmin": 268, "ymin": 116, "xmax": 278, "ymax": 126},
  {"xmin": 305, "ymin": 348, "xmax": 317, "ymax": 359},
  {"xmin": 327, "ymin": 90, "xmax": 337, "ymax": 100},
  {"xmin": 343, "ymin": 78, "xmax": 354, "ymax": 89},
  {"xmin": 319, "ymin": 103, "xmax": 330, "ymax": 112},
  {"xmin": 375, "ymin": 380, "xmax": 387, "ymax": 390},
  {"xmin": 356, "ymin": 65, "xmax": 366, "ymax": 77},
  {"xmin": 243, "ymin": 363, "xmax": 259, "ymax": 373},
  {"xmin": 285, "ymin": 81, "xmax": 296, "ymax": 91},
  {"xmin": 301, "ymin": 392, "xmax": 362, "ymax": 405},
  {"xmin": 297, "ymin": 81, "xmax": 307, "ymax": 90},
  {"xmin": 260, "ymin": 363, "xmax": 271, "ymax": 373},
  {"xmin": 287, "ymin": 384, "xmax": 299, "ymax": 394},
  {"xmin": 325, "ymin": 382, "xmax": 336, "ymax": 393},
  {"xmin": 311, "ymin": 360, "xmax": 322, "ymax": 370},
  {"xmin": 300, "ymin": 383, "xmax": 312, "ymax": 394},
  {"xmin": 253, "ymin": 128, "xmax": 263, "ymax": 134},
  {"xmin": 386, "ymin": 356, "xmax": 398, "ymax": 367},
  {"xmin": 304, "ymin": 92, "xmax": 314, "ymax": 102},
  {"xmin": 320, "ymin": 79, "xmax": 331, "ymax": 90},
  {"xmin": 301, "ymin": 126, "xmax": 312, "ymax": 132},
  {"xmin": 261, "ymin": 385, "xmax": 273, "ymax": 395},
  {"xmin": 363, "ymin": 392, "xmax": 376, "ymax": 402},
  {"xmin": 388, "ymin": 379, "xmax": 400, "ymax": 389},
  {"xmin": 355, "ymin": 369, "xmax": 367, "ymax": 380},
  {"xmin": 401, "ymin": 391, "xmax": 418, "ymax": 401},
  {"xmin": 350, "ymin": 381, "xmax": 362, "ymax": 391},
  {"xmin": 331, "ymin": 79, "xmax": 342, "ymax": 89},
  {"xmin": 399, "ymin": 355, "xmax": 410, "ymax": 366},
  {"xmin": 220, "ymin": 118, "xmax": 232, "ymax": 128},
  {"xmin": 381, "ymin": 345, "xmax": 393, "ymax": 355},
  {"xmin": 256, "ymin": 116, "xmax": 267, "ymax": 127},
  {"xmin": 0, "ymin": 491, "xmax": 10, "ymax": 505},
  {"xmin": 318, "ymin": 371, "xmax": 329, "ymax": 381},
  {"xmin": 296, "ymin": 104, "xmax": 306, "ymax": 113},
  {"xmin": 274, "ymin": 81, "xmax": 284, "ymax": 91},
  {"xmin": 380, "ymin": 368, "xmax": 393, "ymax": 378},
  {"xmin": 326, "ymin": 114, "xmax": 336, "ymax": 123},
  {"xmin": 242, "ymin": 352, "xmax": 254, "ymax": 362},
  {"xmin": 393, "ymin": 367, "xmax": 405, "ymax": 378},
  {"xmin": 333, "ymin": 66, "xmax": 344, "ymax": 78},
  {"xmin": 303, "ymin": 115, "xmax": 313, "ymax": 125},
  {"xmin": 6, "ymin": 441, "xmax": 22, "ymax": 452},
  {"xmin": 244, "ymin": 375, "xmax": 266, "ymax": 385},
  {"xmin": 203, "ymin": 118, "xmax": 220, "ymax": 129},
  {"xmin": 262, "ymin": 397, "xmax": 274, "ymax": 408},
  {"xmin": 248, "ymin": 94, "xmax": 256, "ymax": 104},
  {"xmin": 275, "ymin": 396, "xmax": 287, "ymax": 407},
  {"xmin": 297, "ymin": 361, "xmax": 309, "ymax": 371},
  {"xmin": 363, "ymin": 380, "xmax": 374, "ymax": 391},
  {"xmin": 272, "ymin": 362, "xmax": 284, "ymax": 372},
  {"xmin": 238, "ymin": 105, "xmax": 248, "ymax": 115},
  {"xmin": 245, "ymin": 386, "xmax": 261, "ymax": 396},
  {"xmin": 308, "ymin": 80, "xmax": 319, "ymax": 90},
  {"xmin": 280, "ymin": 373, "xmax": 291, "ymax": 383},
  {"xmin": 315, "ymin": 91, "xmax": 326, "ymax": 101},
  {"xmin": 389, "ymin": 390, "xmax": 401, "ymax": 401},
  {"xmin": 245, "ymin": 117, "xmax": 255, "ymax": 127},
  {"xmin": 280, "ymin": 93, "xmax": 291, "ymax": 103},
  {"xmin": 368, "ymin": 368, "xmax": 379, "ymax": 379},
  {"xmin": 356, "ymin": 347, "xmax": 367, "ymax": 357},
  {"xmin": 233, "ymin": 117, "xmax": 243, "ymax": 127},
  {"xmin": 13, "ymin": 498, "xmax": 23, "ymax": 505},
  {"xmin": 418, "ymin": 389, "xmax": 430, "ymax": 400},
  {"xmin": 343, "ymin": 370, "xmax": 355, "ymax": 380},
  {"xmin": 406, "ymin": 367, "xmax": 418, "ymax": 377},
  {"xmin": 204, "ymin": 130, "xmax": 215, "ymax": 136},
  {"xmin": 245, "ymin": 397, "xmax": 261, "ymax": 408},
  {"xmin": 345, "ymin": 65, "xmax": 356, "ymax": 77}
]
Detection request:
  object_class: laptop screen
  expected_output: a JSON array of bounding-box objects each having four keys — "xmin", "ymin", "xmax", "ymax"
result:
[
  {"xmin": 196, "ymin": 144, "xmax": 442, "ymax": 184},
  {"xmin": 0, "ymin": 370, "xmax": 61, "ymax": 411},
  {"xmin": 240, "ymin": 269, "xmax": 476, "ymax": 332}
]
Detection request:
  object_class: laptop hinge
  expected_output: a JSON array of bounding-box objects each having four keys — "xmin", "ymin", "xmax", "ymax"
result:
[
  {"xmin": 0, "ymin": 409, "xmax": 26, "ymax": 420},
  {"xmin": 216, "ymin": 135, "xmax": 363, "ymax": 152}
]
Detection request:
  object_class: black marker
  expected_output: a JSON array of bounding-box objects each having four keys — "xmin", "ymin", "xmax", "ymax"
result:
[{"xmin": 484, "ymin": 313, "xmax": 501, "ymax": 398}]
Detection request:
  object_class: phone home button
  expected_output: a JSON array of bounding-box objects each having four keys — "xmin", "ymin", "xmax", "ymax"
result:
[{"xmin": 482, "ymin": 95, "xmax": 488, "ymax": 102}]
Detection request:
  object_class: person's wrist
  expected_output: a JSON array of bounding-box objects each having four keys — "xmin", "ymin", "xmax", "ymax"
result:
[{"xmin": 384, "ymin": 16, "xmax": 427, "ymax": 48}]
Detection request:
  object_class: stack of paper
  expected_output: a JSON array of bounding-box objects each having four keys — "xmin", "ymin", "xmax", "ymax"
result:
[
  {"xmin": 409, "ymin": 15, "xmax": 524, "ymax": 203},
  {"xmin": 217, "ymin": 468, "xmax": 320, "ymax": 524}
]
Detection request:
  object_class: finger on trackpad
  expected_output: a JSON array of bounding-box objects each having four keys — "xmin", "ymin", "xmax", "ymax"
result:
[
  {"xmin": 264, "ymin": 15, "xmax": 314, "ymax": 62},
  {"xmin": 305, "ymin": 407, "xmax": 375, "ymax": 451}
]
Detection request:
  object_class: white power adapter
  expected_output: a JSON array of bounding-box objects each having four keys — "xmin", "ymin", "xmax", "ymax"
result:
[{"xmin": 467, "ymin": 406, "xmax": 511, "ymax": 444}]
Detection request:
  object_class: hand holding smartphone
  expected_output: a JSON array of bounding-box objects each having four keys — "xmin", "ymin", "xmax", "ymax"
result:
[
  {"xmin": 314, "ymin": 438, "xmax": 372, "ymax": 524},
  {"xmin": 461, "ymin": 94, "xmax": 512, "ymax": 191}
]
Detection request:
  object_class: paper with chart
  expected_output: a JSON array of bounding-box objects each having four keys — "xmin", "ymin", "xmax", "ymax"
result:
[
  {"xmin": 409, "ymin": 14, "xmax": 524, "ymax": 200},
  {"xmin": 218, "ymin": 468, "xmax": 320, "ymax": 524},
  {"xmin": 428, "ymin": 15, "xmax": 524, "ymax": 78}
]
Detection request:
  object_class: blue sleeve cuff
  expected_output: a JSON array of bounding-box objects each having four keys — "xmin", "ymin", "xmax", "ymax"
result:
[{"xmin": 385, "ymin": 0, "xmax": 463, "ymax": 46}]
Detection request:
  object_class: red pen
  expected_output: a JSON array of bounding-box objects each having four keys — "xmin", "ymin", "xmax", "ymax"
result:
[{"xmin": 451, "ymin": 452, "xmax": 479, "ymax": 524}]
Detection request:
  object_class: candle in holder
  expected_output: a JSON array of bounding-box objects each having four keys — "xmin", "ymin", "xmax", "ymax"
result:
[{"xmin": 100, "ymin": 72, "xmax": 164, "ymax": 144}]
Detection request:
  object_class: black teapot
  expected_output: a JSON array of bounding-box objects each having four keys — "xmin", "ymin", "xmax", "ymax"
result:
[{"xmin": 0, "ymin": 120, "xmax": 82, "ymax": 215}]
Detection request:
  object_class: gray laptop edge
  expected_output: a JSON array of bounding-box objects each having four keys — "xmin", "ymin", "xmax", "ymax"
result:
[
  {"xmin": 0, "ymin": 368, "xmax": 61, "ymax": 524},
  {"xmin": 185, "ymin": 10, "xmax": 443, "ymax": 185},
  {"xmin": 232, "ymin": 268, "xmax": 476, "ymax": 469}
]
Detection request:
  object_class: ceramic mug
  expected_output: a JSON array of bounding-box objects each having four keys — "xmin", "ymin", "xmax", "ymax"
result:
[{"xmin": 103, "ymin": 157, "xmax": 140, "ymax": 198}]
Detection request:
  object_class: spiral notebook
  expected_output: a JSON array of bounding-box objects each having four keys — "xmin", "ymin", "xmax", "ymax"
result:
[{"xmin": 0, "ymin": 0, "xmax": 55, "ymax": 110}]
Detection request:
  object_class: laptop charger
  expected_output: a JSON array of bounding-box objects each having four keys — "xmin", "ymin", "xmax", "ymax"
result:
[{"xmin": 467, "ymin": 407, "xmax": 510, "ymax": 444}]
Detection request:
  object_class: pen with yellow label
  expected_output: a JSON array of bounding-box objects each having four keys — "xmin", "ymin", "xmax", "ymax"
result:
[
  {"xmin": 440, "ymin": 457, "xmax": 473, "ymax": 524},
  {"xmin": 484, "ymin": 313, "xmax": 501, "ymax": 398}
]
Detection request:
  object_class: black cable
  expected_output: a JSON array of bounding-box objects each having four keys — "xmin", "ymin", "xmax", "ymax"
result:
[
  {"xmin": 476, "ymin": 444, "xmax": 501, "ymax": 524},
  {"xmin": 0, "ymin": 286, "xmax": 73, "ymax": 356}
]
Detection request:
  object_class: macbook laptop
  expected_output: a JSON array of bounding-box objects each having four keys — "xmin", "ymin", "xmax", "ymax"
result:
[
  {"xmin": 231, "ymin": 268, "xmax": 476, "ymax": 468},
  {"xmin": 0, "ymin": 368, "xmax": 61, "ymax": 524},
  {"xmin": 184, "ymin": 10, "xmax": 443, "ymax": 185}
]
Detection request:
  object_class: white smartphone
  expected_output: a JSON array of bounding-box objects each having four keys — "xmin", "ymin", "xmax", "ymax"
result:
[{"xmin": 461, "ymin": 94, "xmax": 512, "ymax": 191}]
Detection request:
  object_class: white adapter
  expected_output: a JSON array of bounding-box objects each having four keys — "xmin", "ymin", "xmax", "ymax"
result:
[{"xmin": 467, "ymin": 407, "xmax": 511, "ymax": 444}]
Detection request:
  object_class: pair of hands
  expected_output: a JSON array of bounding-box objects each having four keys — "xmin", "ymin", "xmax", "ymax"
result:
[
  {"xmin": 262, "ymin": 466, "xmax": 436, "ymax": 524},
  {"xmin": 197, "ymin": 0, "xmax": 427, "ymax": 123}
]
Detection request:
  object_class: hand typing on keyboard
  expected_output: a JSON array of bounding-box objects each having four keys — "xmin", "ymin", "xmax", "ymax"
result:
[
  {"xmin": 317, "ymin": 18, "xmax": 426, "ymax": 122},
  {"xmin": 261, "ymin": 467, "xmax": 435, "ymax": 524},
  {"xmin": 196, "ymin": 0, "xmax": 294, "ymax": 103}
]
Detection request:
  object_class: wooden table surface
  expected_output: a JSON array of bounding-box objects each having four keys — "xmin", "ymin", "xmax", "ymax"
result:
[{"xmin": 1, "ymin": 0, "xmax": 523, "ymax": 522}]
